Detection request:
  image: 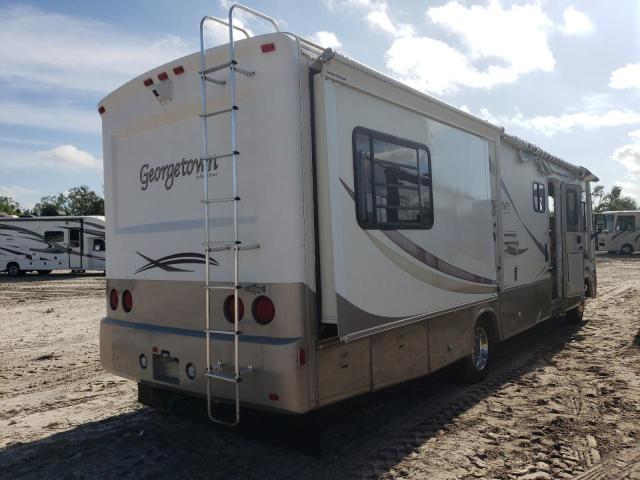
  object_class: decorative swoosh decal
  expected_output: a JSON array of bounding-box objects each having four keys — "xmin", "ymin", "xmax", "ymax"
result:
[
  {"xmin": 135, "ymin": 252, "xmax": 219, "ymax": 274},
  {"xmin": 0, "ymin": 246, "xmax": 33, "ymax": 260},
  {"xmin": 339, "ymin": 178, "xmax": 496, "ymax": 288},
  {"xmin": 500, "ymin": 179, "xmax": 546, "ymax": 256}
]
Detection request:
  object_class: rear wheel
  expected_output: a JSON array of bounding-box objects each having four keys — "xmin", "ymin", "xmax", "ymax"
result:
[
  {"xmin": 462, "ymin": 319, "xmax": 492, "ymax": 382},
  {"xmin": 6, "ymin": 263, "xmax": 20, "ymax": 277},
  {"xmin": 620, "ymin": 244, "xmax": 633, "ymax": 255}
]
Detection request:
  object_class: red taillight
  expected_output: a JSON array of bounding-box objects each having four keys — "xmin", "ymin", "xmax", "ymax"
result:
[
  {"xmin": 223, "ymin": 295, "xmax": 244, "ymax": 323},
  {"xmin": 143, "ymin": 78, "xmax": 154, "ymax": 86},
  {"xmin": 122, "ymin": 290, "xmax": 133, "ymax": 313},
  {"xmin": 252, "ymin": 296, "xmax": 275, "ymax": 325},
  {"xmin": 261, "ymin": 42, "xmax": 276, "ymax": 53},
  {"xmin": 268, "ymin": 393, "xmax": 279, "ymax": 401},
  {"xmin": 297, "ymin": 348, "xmax": 306, "ymax": 366},
  {"xmin": 98, "ymin": 106, "xmax": 106, "ymax": 115},
  {"xmin": 158, "ymin": 72, "xmax": 169, "ymax": 81},
  {"xmin": 173, "ymin": 65, "xmax": 185, "ymax": 75},
  {"xmin": 109, "ymin": 289, "xmax": 118, "ymax": 310}
]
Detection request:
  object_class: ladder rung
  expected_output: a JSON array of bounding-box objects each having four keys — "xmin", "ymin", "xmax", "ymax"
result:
[
  {"xmin": 200, "ymin": 61, "xmax": 234, "ymax": 75},
  {"xmin": 201, "ymin": 196, "xmax": 240, "ymax": 204},
  {"xmin": 205, "ymin": 285, "xmax": 238, "ymax": 291},
  {"xmin": 206, "ymin": 371, "xmax": 242, "ymax": 383},
  {"xmin": 204, "ymin": 76, "xmax": 226, "ymax": 86},
  {"xmin": 206, "ymin": 243, "xmax": 260, "ymax": 252},
  {"xmin": 234, "ymin": 67, "xmax": 255, "ymax": 77},
  {"xmin": 200, "ymin": 106, "xmax": 238, "ymax": 118},
  {"xmin": 205, "ymin": 329, "xmax": 242, "ymax": 336},
  {"xmin": 204, "ymin": 240, "xmax": 241, "ymax": 247},
  {"xmin": 215, "ymin": 151, "xmax": 239, "ymax": 160}
]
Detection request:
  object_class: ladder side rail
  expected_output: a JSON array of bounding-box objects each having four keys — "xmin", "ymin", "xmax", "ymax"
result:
[
  {"xmin": 227, "ymin": 7, "xmax": 241, "ymax": 426},
  {"xmin": 198, "ymin": 18, "xmax": 213, "ymax": 405}
]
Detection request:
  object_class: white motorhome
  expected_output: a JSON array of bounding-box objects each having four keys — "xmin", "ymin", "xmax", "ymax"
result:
[
  {"xmin": 0, "ymin": 216, "xmax": 106, "ymax": 276},
  {"xmin": 595, "ymin": 210, "xmax": 640, "ymax": 254},
  {"xmin": 99, "ymin": 5, "xmax": 598, "ymax": 425}
]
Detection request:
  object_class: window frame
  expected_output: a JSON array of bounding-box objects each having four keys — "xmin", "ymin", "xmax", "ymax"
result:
[
  {"xmin": 352, "ymin": 126, "xmax": 434, "ymax": 230},
  {"xmin": 532, "ymin": 182, "xmax": 546, "ymax": 213},
  {"xmin": 566, "ymin": 187, "xmax": 580, "ymax": 232},
  {"xmin": 69, "ymin": 228, "xmax": 81, "ymax": 249},
  {"xmin": 93, "ymin": 238, "xmax": 106, "ymax": 252},
  {"xmin": 616, "ymin": 215, "xmax": 636, "ymax": 232},
  {"xmin": 44, "ymin": 230, "xmax": 64, "ymax": 244}
]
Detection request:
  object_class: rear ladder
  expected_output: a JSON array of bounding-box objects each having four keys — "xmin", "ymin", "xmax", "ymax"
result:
[{"xmin": 198, "ymin": 4, "xmax": 279, "ymax": 426}]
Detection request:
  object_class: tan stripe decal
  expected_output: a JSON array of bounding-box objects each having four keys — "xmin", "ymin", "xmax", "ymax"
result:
[{"xmin": 339, "ymin": 178, "xmax": 497, "ymax": 291}]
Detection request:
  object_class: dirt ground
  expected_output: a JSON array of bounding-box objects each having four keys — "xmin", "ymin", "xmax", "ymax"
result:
[{"xmin": 1, "ymin": 255, "xmax": 639, "ymax": 479}]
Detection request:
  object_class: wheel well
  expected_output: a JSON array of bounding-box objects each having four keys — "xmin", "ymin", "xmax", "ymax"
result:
[
  {"xmin": 475, "ymin": 310, "xmax": 500, "ymax": 344},
  {"xmin": 621, "ymin": 243, "xmax": 633, "ymax": 253},
  {"xmin": 6, "ymin": 261, "xmax": 19, "ymax": 270},
  {"xmin": 584, "ymin": 278, "xmax": 593, "ymax": 298}
]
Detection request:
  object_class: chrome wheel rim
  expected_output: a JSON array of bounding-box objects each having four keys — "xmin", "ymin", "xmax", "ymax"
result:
[{"xmin": 472, "ymin": 326, "xmax": 489, "ymax": 371}]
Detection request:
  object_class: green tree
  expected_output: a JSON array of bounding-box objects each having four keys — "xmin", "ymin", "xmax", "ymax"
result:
[
  {"xmin": 30, "ymin": 186, "xmax": 104, "ymax": 216},
  {"xmin": 594, "ymin": 185, "xmax": 638, "ymax": 213},
  {"xmin": 66, "ymin": 185, "xmax": 104, "ymax": 215},
  {"xmin": 0, "ymin": 196, "xmax": 21, "ymax": 216},
  {"xmin": 31, "ymin": 193, "xmax": 67, "ymax": 216}
]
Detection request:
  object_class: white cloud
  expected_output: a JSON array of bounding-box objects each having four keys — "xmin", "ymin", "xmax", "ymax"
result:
[
  {"xmin": 609, "ymin": 63, "xmax": 640, "ymax": 90},
  {"xmin": 482, "ymin": 108, "xmax": 640, "ymax": 136},
  {"xmin": 37, "ymin": 145, "xmax": 102, "ymax": 170},
  {"xmin": 560, "ymin": 6, "xmax": 594, "ymax": 35},
  {"xmin": 0, "ymin": 101, "xmax": 101, "ymax": 134},
  {"xmin": 1, "ymin": 144, "xmax": 102, "ymax": 172},
  {"xmin": 0, "ymin": 185, "xmax": 41, "ymax": 198},
  {"xmin": 385, "ymin": 0, "xmax": 555, "ymax": 94},
  {"xmin": 309, "ymin": 31, "xmax": 342, "ymax": 49},
  {"xmin": 612, "ymin": 142, "xmax": 640, "ymax": 174},
  {"xmin": 0, "ymin": 5, "xmax": 192, "ymax": 94},
  {"xmin": 324, "ymin": 0, "xmax": 413, "ymax": 38},
  {"xmin": 0, "ymin": 185, "xmax": 42, "ymax": 209}
]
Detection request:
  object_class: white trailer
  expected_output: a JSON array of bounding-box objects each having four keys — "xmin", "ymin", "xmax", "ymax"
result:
[
  {"xmin": 595, "ymin": 210, "xmax": 640, "ymax": 254},
  {"xmin": 0, "ymin": 216, "xmax": 106, "ymax": 276},
  {"xmin": 99, "ymin": 4, "xmax": 598, "ymax": 425}
]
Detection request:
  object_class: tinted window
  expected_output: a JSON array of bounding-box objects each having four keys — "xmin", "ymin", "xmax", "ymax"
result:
[
  {"xmin": 44, "ymin": 231, "xmax": 64, "ymax": 243},
  {"xmin": 533, "ymin": 182, "xmax": 545, "ymax": 212},
  {"xmin": 93, "ymin": 238, "xmax": 106, "ymax": 252},
  {"xmin": 70, "ymin": 229, "xmax": 81, "ymax": 248},
  {"xmin": 617, "ymin": 215, "xmax": 636, "ymax": 231},
  {"xmin": 566, "ymin": 189, "xmax": 579, "ymax": 231},
  {"xmin": 353, "ymin": 128, "xmax": 433, "ymax": 229}
]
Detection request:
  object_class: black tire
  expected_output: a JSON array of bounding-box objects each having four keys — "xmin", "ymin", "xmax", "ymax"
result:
[
  {"xmin": 566, "ymin": 300, "xmax": 585, "ymax": 323},
  {"xmin": 6, "ymin": 263, "xmax": 20, "ymax": 277},
  {"xmin": 37, "ymin": 270, "xmax": 52, "ymax": 275},
  {"xmin": 461, "ymin": 318, "xmax": 492, "ymax": 383},
  {"xmin": 620, "ymin": 244, "xmax": 633, "ymax": 255}
]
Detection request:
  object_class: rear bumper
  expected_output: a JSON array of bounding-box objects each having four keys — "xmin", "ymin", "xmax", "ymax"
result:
[{"xmin": 100, "ymin": 316, "xmax": 312, "ymax": 413}]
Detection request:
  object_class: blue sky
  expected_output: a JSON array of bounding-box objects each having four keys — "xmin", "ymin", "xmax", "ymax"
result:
[{"xmin": 1, "ymin": 0, "xmax": 639, "ymax": 208}]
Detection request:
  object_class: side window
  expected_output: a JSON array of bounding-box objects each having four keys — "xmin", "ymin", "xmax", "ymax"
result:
[
  {"xmin": 44, "ymin": 231, "xmax": 64, "ymax": 243},
  {"xmin": 353, "ymin": 127, "xmax": 433, "ymax": 229},
  {"xmin": 566, "ymin": 188, "xmax": 579, "ymax": 232},
  {"xmin": 533, "ymin": 182, "xmax": 545, "ymax": 212},
  {"xmin": 93, "ymin": 239, "xmax": 105, "ymax": 252},
  {"xmin": 69, "ymin": 229, "xmax": 81, "ymax": 248},
  {"xmin": 616, "ymin": 215, "xmax": 636, "ymax": 231}
]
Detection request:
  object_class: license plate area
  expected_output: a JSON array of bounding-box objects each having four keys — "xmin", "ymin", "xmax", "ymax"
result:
[{"xmin": 153, "ymin": 351, "xmax": 180, "ymax": 385}]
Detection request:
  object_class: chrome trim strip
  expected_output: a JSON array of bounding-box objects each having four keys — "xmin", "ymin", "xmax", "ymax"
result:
[
  {"xmin": 500, "ymin": 278, "xmax": 551, "ymax": 293},
  {"xmin": 102, "ymin": 317, "xmax": 301, "ymax": 346}
]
